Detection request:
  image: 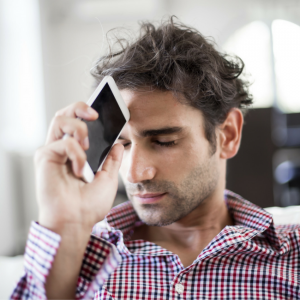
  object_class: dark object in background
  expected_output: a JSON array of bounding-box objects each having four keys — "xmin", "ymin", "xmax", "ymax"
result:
[
  {"xmin": 273, "ymin": 154, "xmax": 300, "ymax": 206},
  {"xmin": 272, "ymin": 110, "xmax": 300, "ymax": 206},
  {"xmin": 272, "ymin": 110, "xmax": 300, "ymax": 148},
  {"xmin": 227, "ymin": 107, "xmax": 300, "ymax": 208},
  {"xmin": 227, "ymin": 108, "xmax": 277, "ymax": 208}
]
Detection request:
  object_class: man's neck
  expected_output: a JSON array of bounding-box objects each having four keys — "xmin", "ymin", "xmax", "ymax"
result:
[{"xmin": 131, "ymin": 188, "xmax": 234, "ymax": 267}]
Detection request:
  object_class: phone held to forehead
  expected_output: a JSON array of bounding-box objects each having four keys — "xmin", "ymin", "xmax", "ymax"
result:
[{"xmin": 65, "ymin": 76, "xmax": 130, "ymax": 183}]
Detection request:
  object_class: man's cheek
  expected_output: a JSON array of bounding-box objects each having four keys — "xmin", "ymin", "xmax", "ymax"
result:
[
  {"xmin": 119, "ymin": 157, "xmax": 130, "ymax": 184},
  {"xmin": 119, "ymin": 156, "xmax": 126, "ymax": 172}
]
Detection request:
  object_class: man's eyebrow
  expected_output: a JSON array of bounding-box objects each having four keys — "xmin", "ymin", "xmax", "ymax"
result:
[
  {"xmin": 141, "ymin": 126, "xmax": 183, "ymax": 137},
  {"xmin": 118, "ymin": 127, "xmax": 183, "ymax": 140}
]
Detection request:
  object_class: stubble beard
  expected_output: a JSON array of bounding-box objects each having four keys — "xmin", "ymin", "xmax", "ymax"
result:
[{"xmin": 125, "ymin": 158, "xmax": 219, "ymax": 227}]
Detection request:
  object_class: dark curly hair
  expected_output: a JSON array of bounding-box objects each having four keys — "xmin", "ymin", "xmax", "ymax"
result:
[{"xmin": 91, "ymin": 17, "xmax": 253, "ymax": 153}]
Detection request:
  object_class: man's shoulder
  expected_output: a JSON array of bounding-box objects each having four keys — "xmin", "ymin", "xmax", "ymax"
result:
[
  {"xmin": 91, "ymin": 200, "xmax": 139, "ymax": 241},
  {"xmin": 274, "ymin": 223, "xmax": 300, "ymax": 235},
  {"xmin": 92, "ymin": 219, "xmax": 112, "ymax": 238}
]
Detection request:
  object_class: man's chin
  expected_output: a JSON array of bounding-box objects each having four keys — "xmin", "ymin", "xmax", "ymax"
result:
[
  {"xmin": 133, "ymin": 203, "xmax": 183, "ymax": 227},
  {"xmin": 138, "ymin": 216, "xmax": 175, "ymax": 227}
]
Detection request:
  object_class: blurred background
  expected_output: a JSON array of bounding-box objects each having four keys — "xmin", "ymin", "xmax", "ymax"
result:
[{"xmin": 0, "ymin": 0, "xmax": 300, "ymax": 256}]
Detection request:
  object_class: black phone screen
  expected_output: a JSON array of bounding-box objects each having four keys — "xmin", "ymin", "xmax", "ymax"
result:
[{"xmin": 83, "ymin": 83, "xmax": 126, "ymax": 174}]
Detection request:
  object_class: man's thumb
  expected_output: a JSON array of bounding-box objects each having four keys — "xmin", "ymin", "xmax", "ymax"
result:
[{"xmin": 97, "ymin": 143, "xmax": 124, "ymax": 177}]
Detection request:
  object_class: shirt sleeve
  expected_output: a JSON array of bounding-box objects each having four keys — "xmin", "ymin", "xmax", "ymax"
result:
[{"xmin": 10, "ymin": 221, "xmax": 122, "ymax": 300}]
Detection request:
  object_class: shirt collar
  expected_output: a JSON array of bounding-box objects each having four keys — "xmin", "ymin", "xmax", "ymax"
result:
[
  {"xmin": 224, "ymin": 190, "xmax": 273, "ymax": 231},
  {"xmin": 224, "ymin": 190, "xmax": 281, "ymax": 250},
  {"xmin": 105, "ymin": 200, "xmax": 140, "ymax": 240}
]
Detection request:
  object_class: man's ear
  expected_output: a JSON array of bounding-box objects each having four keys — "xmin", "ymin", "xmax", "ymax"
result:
[{"xmin": 218, "ymin": 108, "xmax": 244, "ymax": 159}]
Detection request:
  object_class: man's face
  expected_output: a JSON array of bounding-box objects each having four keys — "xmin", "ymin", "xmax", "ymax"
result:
[{"xmin": 118, "ymin": 90, "xmax": 220, "ymax": 226}]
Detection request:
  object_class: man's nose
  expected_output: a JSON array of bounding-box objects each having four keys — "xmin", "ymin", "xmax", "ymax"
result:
[{"xmin": 126, "ymin": 144, "xmax": 156, "ymax": 183}]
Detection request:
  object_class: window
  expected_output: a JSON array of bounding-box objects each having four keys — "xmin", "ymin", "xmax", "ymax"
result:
[
  {"xmin": 0, "ymin": 0, "xmax": 46, "ymax": 153},
  {"xmin": 223, "ymin": 19, "xmax": 300, "ymax": 113},
  {"xmin": 272, "ymin": 20, "xmax": 300, "ymax": 113}
]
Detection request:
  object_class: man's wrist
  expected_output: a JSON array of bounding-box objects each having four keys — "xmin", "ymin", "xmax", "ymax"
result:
[{"xmin": 38, "ymin": 211, "xmax": 95, "ymax": 236}]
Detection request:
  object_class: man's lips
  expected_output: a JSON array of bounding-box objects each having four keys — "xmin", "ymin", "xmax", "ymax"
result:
[{"xmin": 132, "ymin": 192, "xmax": 167, "ymax": 204}]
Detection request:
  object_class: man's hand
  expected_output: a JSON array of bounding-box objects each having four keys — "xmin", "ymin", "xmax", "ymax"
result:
[
  {"xmin": 35, "ymin": 101, "xmax": 123, "ymax": 233},
  {"xmin": 34, "ymin": 102, "xmax": 124, "ymax": 299}
]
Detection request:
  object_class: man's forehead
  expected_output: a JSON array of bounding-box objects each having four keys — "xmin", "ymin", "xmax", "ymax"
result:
[
  {"xmin": 119, "ymin": 89, "xmax": 198, "ymax": 121},
  {"xmin": 120, "ymin": 89, "xmax": 179, "ymax": 109}
]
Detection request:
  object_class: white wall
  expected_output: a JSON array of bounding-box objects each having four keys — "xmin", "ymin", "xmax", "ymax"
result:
[
  {"xmin": 0, "ymin": 0, "xmax": 44, "ymax": 256},
  {"xmin": 0, "ymin": 150, "xmax": 20, "ymax": 255}
]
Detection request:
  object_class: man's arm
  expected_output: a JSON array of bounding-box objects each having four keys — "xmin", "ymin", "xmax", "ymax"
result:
[
  {"xmin": 10, "ymin": 222, "xmax": 121, "ymax": 300},
  {"xmin": 10, "ymin": 102, "xmax": 124, "ymax": 299}
]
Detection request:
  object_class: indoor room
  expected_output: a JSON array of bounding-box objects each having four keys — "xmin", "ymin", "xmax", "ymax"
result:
[{"xmin": 1, "ymin": 0, "xmax": 300, "ymax": 298}]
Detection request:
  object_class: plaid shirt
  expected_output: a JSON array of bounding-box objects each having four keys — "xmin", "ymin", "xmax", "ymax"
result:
[{"xmin": 11, "ymin": 190, "xmax": 300, "ymax": 299}]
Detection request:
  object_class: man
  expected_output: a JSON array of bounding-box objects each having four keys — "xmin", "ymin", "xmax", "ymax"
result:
[{"xmin": 11, "ymin": 18, "xmax": 300, "ymax": 299}]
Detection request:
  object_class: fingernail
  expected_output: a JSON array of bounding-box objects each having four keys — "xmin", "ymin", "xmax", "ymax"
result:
[
  {"xmin": 87, "ymin": 107, "xmax": 97, "ymax": 116},
  {"xmin": 79, "ymin": 167, "xmax": 84, "ymax": 177},
  {"xmin": 83, "ymin": 136, "xmax": 89, "ymax": 149}
]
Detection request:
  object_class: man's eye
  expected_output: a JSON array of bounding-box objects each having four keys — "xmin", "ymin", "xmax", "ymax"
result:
[
  {"xmin": 123, "ymin": 142, "xmax": 131, "ymax": 148},
  {"xmin": 155, "ymin": 140, "xmax": 176, "ymax": 147}
]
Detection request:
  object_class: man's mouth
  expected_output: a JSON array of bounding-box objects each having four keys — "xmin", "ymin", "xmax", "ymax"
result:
[{"xmin": 132, "ymin": 192, "xmax": 167, "ymax": 204}]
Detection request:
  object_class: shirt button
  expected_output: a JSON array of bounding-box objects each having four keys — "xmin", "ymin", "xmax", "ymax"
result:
[{"xmin": 175, "ymin": 283, "xmax": 184, "ymax": 294}]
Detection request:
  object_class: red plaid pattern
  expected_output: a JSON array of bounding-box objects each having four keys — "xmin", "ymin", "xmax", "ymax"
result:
[{"xmin": 10, "ymin": 190, "xmax": 300, "ymax": 299}]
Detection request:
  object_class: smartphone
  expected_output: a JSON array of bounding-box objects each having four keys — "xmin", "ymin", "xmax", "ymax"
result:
[{"xmin": 78, "ymin": 76, "xmax": 130, "ymax": 183}]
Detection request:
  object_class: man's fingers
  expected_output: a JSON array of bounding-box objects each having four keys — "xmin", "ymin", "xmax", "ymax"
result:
[
  {"xmin": 36, "ymin": 138, "xmax": 87, "ymax": 178},
  {"xmin": 45, "ymin": 102, "xmax": 98, "ymax": 145},
  {"xmin": 96, "ymin": 143, "xmax": 124, "ymax": 178},
  {"xmin": 46, "ymin": 116, "xmax": 89, "ymax": 148},
  {"xmin": 55, "ymin": 102, "xmax": 98, "ymax": 119}
]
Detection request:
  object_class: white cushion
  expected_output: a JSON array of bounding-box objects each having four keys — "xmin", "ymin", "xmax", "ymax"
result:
[{"xmin": 264, "ymin": 206, "xmax": 300, "ymax": 225}]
